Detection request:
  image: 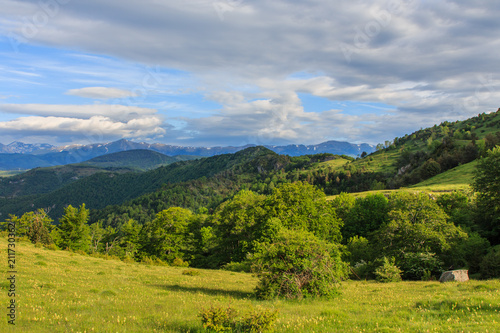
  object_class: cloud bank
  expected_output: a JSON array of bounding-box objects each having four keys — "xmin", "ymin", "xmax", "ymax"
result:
[{"xmin": 1, "ymin": 0, "xmax": 499, "ymax": 146}]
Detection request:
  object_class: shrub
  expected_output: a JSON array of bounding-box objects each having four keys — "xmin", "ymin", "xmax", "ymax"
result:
[
  {"xmin": 121, "ymin": 256, "xmax": 135, "ymax": 264},
  {"xmin": 199, "ymin": 306, "xmax": 236, "ymax": 332},
  {"xmin": 374, "ymin": 257, "xmax": 402, "ymax": 283},
  {"xmin": 172, "ymin": 258, "xmax": 189, "ymax": 267},
  {"xmin": 238, "ymin": 308, "xmax": 278, "ymax": 333},
  {"xmin": 199, "ymin": 306, "xmax": 278, "ymax": 333},
  {"xmin": 182, "ymin": 269, "xmax": 201, "ymax": 276},
  {"xmin": 251, "ymin": 228, "xmax": 347, "ymax": 300},
  {"xmin": 44, "ymin": 243, "xmax": 58, "ymax": 251},
  {"xmin": 141, "ymin": 256, "xmax": 168, "ymax": 266},
  {"xmin": 421, "ymin": 270, "xmax": 434, "ymax": 281},
  {"xmin": 222, "ymin": 261, "xmax": 251, "ymax": 273},
  {"xmin": 480, "ymin": 247, "xmax": 500, "ymax": 279},
  {"xmin": 350, "ymin": 260, "xmax": 371, "ymax": 280},
  {"xmin": 398, "ymin": 252, "xmax": 443, "ymax": 281},
  {"xmin": 345, "ymin": 236, "xmax": 373, "ymax": 266}
]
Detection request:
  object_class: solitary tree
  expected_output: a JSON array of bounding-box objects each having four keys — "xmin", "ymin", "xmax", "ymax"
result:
[{"xmin": 251, "ymin": 228, "xmax": 347, "ymax": 300}]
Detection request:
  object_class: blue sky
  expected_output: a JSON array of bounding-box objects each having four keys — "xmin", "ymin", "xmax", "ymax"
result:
[{"xmin": 1, "ymin": 0, "xmax": 500, "ymax": 147}]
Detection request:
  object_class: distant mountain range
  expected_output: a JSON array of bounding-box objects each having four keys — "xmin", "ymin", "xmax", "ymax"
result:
[
  {"xmin": 0, "ymin": 139, "xmax": 375, "ymax": 170},
  {"xmin": 0, "ymin": 150, "xmax": 200, "ymax": 199}
]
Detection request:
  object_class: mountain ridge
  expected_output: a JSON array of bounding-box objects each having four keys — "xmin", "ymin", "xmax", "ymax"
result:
[{"xmin": 0, "ymin": 139, "xmax": 375, "ymax": 170}]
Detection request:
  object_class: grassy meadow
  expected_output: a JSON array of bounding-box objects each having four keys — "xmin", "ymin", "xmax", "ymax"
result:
[
  {"xmin": 1, "ymin": 237, "xmax": 499, "ymax": 332},
  {"xmin": 409, "ymin": 161, "xmax": 478, "ymax": 193}
]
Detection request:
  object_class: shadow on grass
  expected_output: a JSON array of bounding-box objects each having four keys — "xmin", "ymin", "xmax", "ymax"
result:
[{"xmin": 150, "ymin": 283, "xmax": 254, "ymax": 300}]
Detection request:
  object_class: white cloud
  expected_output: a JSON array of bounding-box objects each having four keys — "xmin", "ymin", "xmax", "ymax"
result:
[
  {"xmin": 0, "ymin": 104, "xmax": 158, "ymax": 122},
  {"xmin": 66, "ymin": 87, "xmax": 138, "ymax": 99},
  {"xmin": 0, "ymin": 115, "xmax": 166, "ymax": 143}
]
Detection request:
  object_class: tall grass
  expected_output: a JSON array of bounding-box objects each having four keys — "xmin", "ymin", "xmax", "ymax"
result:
[{"xmin": 1, "ymin": 238, "xmax": 499, "ymax": 332}]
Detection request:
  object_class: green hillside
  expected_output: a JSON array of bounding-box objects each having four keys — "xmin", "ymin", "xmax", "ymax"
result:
[
  {"xmin": 410, "ymin": 160, "xmax": 477, "ymax": 192},
  {"xmin": 319, "ymin": 109, "xmax": 500, "ymax": 193},
  {"xmin": 1, "ymin": 146, "xmax": 291, "ymax": 219},
  {"xmin": 0, "ymin": 150, "xmax": 197, "ymax": 200},
  {"xmin": 3, "ymin": 237, "xmax": 499, "ymax": 332}
]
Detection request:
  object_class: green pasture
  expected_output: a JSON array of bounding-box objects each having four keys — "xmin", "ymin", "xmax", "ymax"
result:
[{"xmin": 1, "ymin": 238, "xmax": 499, "ymax": 332}]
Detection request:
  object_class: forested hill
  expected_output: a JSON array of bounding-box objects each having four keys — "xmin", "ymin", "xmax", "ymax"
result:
[
  {"xmin": 0, "ymin": 146, "xmax": 297, "ymax": 219},
  {"xmin": 0, "ymin": 150, "xmax": 198, "ymax": 199}
]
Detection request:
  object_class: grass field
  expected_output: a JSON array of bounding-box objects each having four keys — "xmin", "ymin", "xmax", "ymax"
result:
[
  {"xmin": 326, "ymin": 159, "xmax": 477, "ymax": 200},
  {"xmin": 1, "ymin": 238, "xmax": 499, "ymax": 332},
  {"xmin": 409, "ymin": 160, "xmax": 477, "ymax": 193}
]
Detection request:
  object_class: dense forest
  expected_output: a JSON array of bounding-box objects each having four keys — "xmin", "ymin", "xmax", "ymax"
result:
[{"xmin": 3, "ymin": 111, "xmax": 500, "ymax": 297}]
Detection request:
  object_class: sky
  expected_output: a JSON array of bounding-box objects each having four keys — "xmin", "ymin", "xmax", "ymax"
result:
[{"xmin": 0, "ymin": 0, "xmax": 499, "ymax": 147}]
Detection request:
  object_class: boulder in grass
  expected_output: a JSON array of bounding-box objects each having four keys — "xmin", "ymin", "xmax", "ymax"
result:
[{"xmin": 439, "ymin": 270, "xmax": 469, "ymax": 283}]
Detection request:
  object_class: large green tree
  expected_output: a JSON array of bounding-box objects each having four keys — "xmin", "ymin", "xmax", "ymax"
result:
[
  {"xmin": 473, "ymin": 146, "xmax": 500, "ymax": 244},
  {"xmin": 210, "ymin": 190, "xmax": 267, "ymax": 265},
  {"xmin": 137, "ymin": 207, "xmax": 193, "ymax": 262},
  {"xmin": 5, "ymin": 209, "xmax": 54, "ymax": 245},
  {"xmin": 340, "ymin": 193, "xmax": 389, "ymax": 241},
  {"xmin": 54, "ymin": 204, "xmax": 91, "ymax": 251},
  {"xmin": 264, "ymin": 181, "xmax": 342, "ymax": 242},
  {"xmin": 374, "ymin": 192, "xmax": 468, "ymax": 267}
]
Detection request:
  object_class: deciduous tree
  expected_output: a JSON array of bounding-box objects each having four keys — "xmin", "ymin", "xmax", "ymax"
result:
[{"xmin": 473, "ymin": 146, "xmax": 500, "ymax": 244}]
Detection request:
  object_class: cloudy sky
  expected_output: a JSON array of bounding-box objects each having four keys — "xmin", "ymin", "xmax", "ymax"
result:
[{"xmin": 0, "ymin": 0, "xmax": 499, "ymax": 147}]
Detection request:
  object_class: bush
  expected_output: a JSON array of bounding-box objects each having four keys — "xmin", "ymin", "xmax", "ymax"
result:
[
  {"xmin": 238, "ymin": 308, "xmax": 278, "ymax": 333},
  {"xmin": 172, "ymin": 258, "xmax": 189, "ymax": 267},
  {"xmin": 480, "ymin": 247, "xmax": 500, "ymax": 279},
  {"xmin": 141, "ymin": 256, "xmax": 168, "ymax": 266},
  {"xmin": 182, "ymin": 269, "xmax": 201, "ymax": 276},
  {"xmin": 199, "ymin": 306, "xmax": 278, "ymax": 333},
  {"xmin": 350, "ymin": 260, "xmax": 371, "ymax": 280},
  {"xmin": 251, "ymin": 228, "xmax": 347, "ymax": 300},
  {"xmin": 199, "ymin": 306, "xmax": 236, "ymax": 332},
  {"xmin": 374, "ymin": 257, "xmax": 402, "ymax": 283},
  {"xmin": 454, "ymin": 232, "xmax": 490, "ymax": 274},
  {"xmin": 222, "ymin": 261, "xmax": 251, "ymax": 273},
  {"xmin": 345, "ymin": 236, "xmax": 373, "ymax": 266},
  {"xmin": 398, "ymin": 252, "xmax": 443, "ymax": 281},
  {"xmin": 421, "ymin": 270, "xmax": 435, "ymax": 281},
  {"xmin": 44, "ymin": 243, "xmax": 58, "ymax": 251}
]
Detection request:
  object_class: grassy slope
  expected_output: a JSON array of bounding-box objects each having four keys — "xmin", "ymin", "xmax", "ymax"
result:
[
  {"xmin": 2, "ymin": 238, "xmax": 499, "ymax": 332},
  {"xmin": 326, "ymin": 160, "xmax": 477, "ymax": 199},
  {"xmin": 323, "ymin": 110, "xmax": 500, "ymax": 198},
  {"xmin": 409, "ymin": 160, "xmax": 478, "ymax": 192}
]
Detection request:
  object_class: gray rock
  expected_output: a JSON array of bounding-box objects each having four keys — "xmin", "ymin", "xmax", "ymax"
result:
[{"xmin": 439, "ymin": 270, "xmax": 469, "ymax": 283}]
